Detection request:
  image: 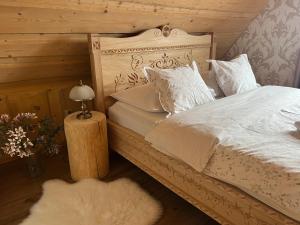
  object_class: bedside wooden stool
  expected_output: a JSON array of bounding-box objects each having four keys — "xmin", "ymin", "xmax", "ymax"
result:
[{"xmin": 64, "ymin": 111, "xmax": 109, "ymax": 181}]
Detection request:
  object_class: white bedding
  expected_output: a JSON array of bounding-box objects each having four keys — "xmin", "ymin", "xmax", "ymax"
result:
[
  {"xmin": 108, "ymin": 101, "xmax": 167, "ymax": 136},
  {"xmin": 145, "ymin": 86, "xmax": 300, "ymax": 221}
]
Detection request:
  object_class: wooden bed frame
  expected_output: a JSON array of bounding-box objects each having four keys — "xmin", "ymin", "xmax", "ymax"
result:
[{"xmin": 88, "ymin": 26, "xmax": 299, "ymax": 225}]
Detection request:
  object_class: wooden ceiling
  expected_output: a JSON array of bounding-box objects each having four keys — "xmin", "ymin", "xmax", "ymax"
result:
[{"xmin": 0, "ymin": 0, "xmax": 268, "ymax": 58}]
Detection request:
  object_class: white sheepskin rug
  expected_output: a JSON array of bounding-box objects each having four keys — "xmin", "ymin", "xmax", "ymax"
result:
[{"xmin": 20, "ymin": 178, "xmax": 162, "ymax": 225}]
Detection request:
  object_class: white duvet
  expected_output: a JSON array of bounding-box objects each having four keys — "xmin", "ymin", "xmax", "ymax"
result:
[{"xmin": 145, "ymin": 86, "xmax": 300, "ymax": 221}]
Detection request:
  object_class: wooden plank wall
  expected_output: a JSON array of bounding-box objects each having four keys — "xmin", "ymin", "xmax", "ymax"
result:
[
  {"xmin": 0, "ymin": 34, "xmax": 90, "ymax": 163},
  {"xmin": 0, "ymin": 0, "xmax": 268, "ymax": 57},
  {"xmin": 0, "ymin": 34, "xmax": 90, "ymax": 119},
  {"xmin": 0, "ymin": 0, "xmax": 268, "ymax": 163}
]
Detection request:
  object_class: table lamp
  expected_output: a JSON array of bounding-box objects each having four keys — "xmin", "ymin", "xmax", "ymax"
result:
[{"xmin": 69, "ymin": 80, "xmax": 95, "ymax": 119}]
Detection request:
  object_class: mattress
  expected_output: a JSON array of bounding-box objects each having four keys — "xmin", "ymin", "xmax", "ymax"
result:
[
  {"xmin": 108, "ymin": 101, "xmax": 167, "ymax": 136},
  {"xmin": 145, "ymin": 86, "xmax": 300, "ymax": 222},
  {"xmin": 108, "ymin": 88, "xmax": 300, "ymax": 221}
]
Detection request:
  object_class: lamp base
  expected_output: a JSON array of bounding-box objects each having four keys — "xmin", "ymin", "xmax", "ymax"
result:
[{"xmin": 76, "ymin": 111, "xmax": 92, "ymax": 120}]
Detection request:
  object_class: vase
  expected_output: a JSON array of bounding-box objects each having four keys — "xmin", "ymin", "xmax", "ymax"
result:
[{"xmin": 26, "ymin": 154, "xmax": 42, "ymax": 178}]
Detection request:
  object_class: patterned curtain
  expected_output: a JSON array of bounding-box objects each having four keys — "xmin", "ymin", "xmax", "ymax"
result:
[
  {"xmin": 294, "ymin": 52, "xmax": 300, "ymax": 88},
  {"xmin": 225, "ymin": 0, "xmax": 300, "ymax": 87}
]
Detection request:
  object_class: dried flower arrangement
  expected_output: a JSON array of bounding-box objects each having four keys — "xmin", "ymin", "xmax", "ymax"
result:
[{"xmin": 0, "ymin": 113, "xmax": 62, "ymax": 176}]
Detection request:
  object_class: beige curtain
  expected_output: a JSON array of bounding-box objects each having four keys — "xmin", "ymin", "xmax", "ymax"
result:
[{"xmin": 294, "ymin": 52, "xmax": 300, "ymax": 88}]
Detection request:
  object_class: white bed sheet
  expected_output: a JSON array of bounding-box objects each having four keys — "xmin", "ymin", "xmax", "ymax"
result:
[
  {"xmin": 108, "ymin": 89, "xmax": 300, "ymax": 221},
  {"xmin": 145, "ymin": 86, "xmax": 300, "ymax": 222},
  {"xmin": 108, "ymin": 101, "xmax": 167, "ymax": 136}
]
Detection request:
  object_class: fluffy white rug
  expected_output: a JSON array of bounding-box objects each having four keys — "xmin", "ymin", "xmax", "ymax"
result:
[{"xmin": 20, "ymin": 178, "xmax": 162, "ymax": 225}]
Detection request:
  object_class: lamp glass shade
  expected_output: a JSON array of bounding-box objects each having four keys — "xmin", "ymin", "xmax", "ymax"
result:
[{"xmin": 69, "ymin": 84, "xmax": 95, "ymax": 101}]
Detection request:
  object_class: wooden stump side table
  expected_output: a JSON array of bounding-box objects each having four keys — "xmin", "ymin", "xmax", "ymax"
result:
[{"xmin": 64, "ymin": 111, "xmax": 109, "ymax": 181}]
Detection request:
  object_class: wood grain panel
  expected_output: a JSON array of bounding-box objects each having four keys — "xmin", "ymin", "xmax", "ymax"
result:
[
  {"xmin": 0, "ymin": 0, "xmax": 268, "ymax": 58},
  {"xmin": 0, "ymin": 0, "xmax": 267, "ymax": 17},
  {"xmin": 215, "ymin": 32, "xmax": 241, "ymax": 58},
  {"xmin": 0, "ymin": 32, "xmax": 240, "ymax": 62},
  {"xmin": 0, "ymin": 4, "xmax": 260, "ymax": 33},
  {"xmin": 0, "ymin": 78, "xmax": 90, "ymax": 118},
  {"xmin": 0, "ymin": 55, "xmax": 90, "ymax": 83},
  {"xmin": 0, "ymin": 34, "xmax": 125, "ymax": 58},
  {"xmin": 7, "ymin": 90, "xmax": 50, "ymax": 118},
  {"xmin": 0, "ymin": 34, "xmax": 88, "ymax": 58},
  {"xmin": 119, "ymin": 0, "xmax": 268, "ymax": 13},
  {"xmin": 0, "ymin": 95, "xmax": 9, "ymax": 114}
]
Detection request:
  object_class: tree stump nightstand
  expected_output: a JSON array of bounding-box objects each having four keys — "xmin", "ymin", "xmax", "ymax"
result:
[{"xmin": 64, "ymin": 111, "xmax": 109, "ymax": 180}]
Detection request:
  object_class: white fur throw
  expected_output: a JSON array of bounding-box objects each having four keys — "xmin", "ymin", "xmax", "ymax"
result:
[{"xmin": 20, "ymin": 178, "xmax": 162, "ymax": 225}]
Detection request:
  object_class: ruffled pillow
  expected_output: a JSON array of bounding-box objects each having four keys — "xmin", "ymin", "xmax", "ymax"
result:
[
  {"xmin": 210, "ymin": 54, "xmax": 257, "ymax": 96},
  {"xmin": 144, "ymin": 61, "xmax": 214, "ymax": 115},
  {"xmin": 110, "ymin": 84, "xmax": 164, "ymax": 112}
]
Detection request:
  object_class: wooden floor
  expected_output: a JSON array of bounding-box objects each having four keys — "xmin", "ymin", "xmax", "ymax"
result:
[{"xmin": 0, "ymin": 153, "xmax": 219, "ymax": 225}]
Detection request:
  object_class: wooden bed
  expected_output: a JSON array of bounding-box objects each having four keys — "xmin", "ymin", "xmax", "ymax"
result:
[{"xmin": 88, "ymin": 26, "xmax": 299, "ymax": 225}]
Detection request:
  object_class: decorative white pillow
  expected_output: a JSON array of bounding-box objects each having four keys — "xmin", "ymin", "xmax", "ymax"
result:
[
  {"xmin": 203, "ymin": 70, "xmax": 225, "ymax": 98},
  {"xmin": 110, "ymin": 84, "xmax": 164, "ymax": 112},
  {"xmin": 210, "ymin": 54, "xmax": 257, "ymax": 96},
  {"xmin": 144, "ymin": 61, "xmax": 214, "ymax": 114}
]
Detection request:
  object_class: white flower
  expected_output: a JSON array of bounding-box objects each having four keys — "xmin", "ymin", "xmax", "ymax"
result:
[
  {"xmin": 13, "ymin": 113, "xmax": 37, "ymax": 122},
  {"xmin": 2, "ymin": 126, "xmax": 33, "ymax": 158},
  {"xmin": 0, "ymin": 114, "xmax": 10, "ymax": 123}
]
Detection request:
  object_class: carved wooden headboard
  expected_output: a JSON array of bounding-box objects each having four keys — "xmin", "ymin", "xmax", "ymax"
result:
[{"xmin": 88, "ymin": 25, "xmax": 216, "ymax": 112}]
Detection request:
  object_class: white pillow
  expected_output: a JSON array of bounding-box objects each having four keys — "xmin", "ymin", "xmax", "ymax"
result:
[
  {"xmin": 144, "ymin": 61, "xmax": 214, "ymax": 114},
  {"xmin": 110, "ymin": 84, "xmax": 164, "ymax": 112},
  {"xmin": 211, "ymin": 54, "xmax": 257, "ymax": 96},
  {"xmin": 203, "ymin": 70, "xmax": 225, "ymax": 98}
]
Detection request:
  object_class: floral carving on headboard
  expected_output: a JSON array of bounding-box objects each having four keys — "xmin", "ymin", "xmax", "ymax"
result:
[
  {"xmin": 113, "ymin": 51, "xmax": 193, "ymax": 92},
  {"xmin": 131, "ymin": 55, "xmax": 143, "ymax": 70},
  {"xmin": 149, "ymin": 53, "xmax": 181, "ymax": 69},
  {"xmin": 114, "ymin": 54, "xmax": 148, "ymax": 91},
  {"xmin": 114, "ymin": 72, "xmax": 148, "ymax": 91},
  {"xmin": 92, "ymin": 40, "xmax": 101, "ymax": 50},
  {"xmin": 149, "ymin": 51, "xmax": 192, "ymax": 69}
]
